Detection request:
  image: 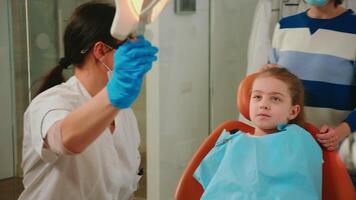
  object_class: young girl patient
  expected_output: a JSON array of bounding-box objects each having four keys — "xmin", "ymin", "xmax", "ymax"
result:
[{"xmin": 194, "ymin": 68, "xmax": 322, "ymax": 200}]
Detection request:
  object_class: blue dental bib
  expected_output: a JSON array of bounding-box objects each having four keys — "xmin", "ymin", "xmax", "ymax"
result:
[{"xmin": 194, "ymin": 124, "xmax": 322, "ymax": 200}]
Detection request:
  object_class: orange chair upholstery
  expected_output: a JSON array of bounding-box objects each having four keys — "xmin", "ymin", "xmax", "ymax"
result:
[{"xmin": 175, "ymin": 73, "xmax": 356, "ymax": 200}]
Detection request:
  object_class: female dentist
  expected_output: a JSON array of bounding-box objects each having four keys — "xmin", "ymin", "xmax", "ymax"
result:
[{"xmin": 19, "ymin": 2, "xmax": 158, "ymax": 200}]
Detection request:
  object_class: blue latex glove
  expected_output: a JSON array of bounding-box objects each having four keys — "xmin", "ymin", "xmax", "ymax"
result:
[{"xmin": 107, "ymin": 36, "xmax": 158, "ymax": 109}]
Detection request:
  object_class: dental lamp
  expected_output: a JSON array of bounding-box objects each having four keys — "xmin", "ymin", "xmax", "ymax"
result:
[{"xmin": 111, "ymin": 0, "xmax": 171, "ymax": 40}]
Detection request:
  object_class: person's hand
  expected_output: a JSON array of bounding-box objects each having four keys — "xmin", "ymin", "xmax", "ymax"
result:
[
  {"xmin": 316, "ymin": 123, "xmax": 351, "ymax": 151},
  {"xmin": 259, "ymin": 63, "xmax": 279, "ymax": 72},
  {"xmin": 316, "ymin": 125, "xmax": 339, "ymax": 151},
  {"xmin": 107, "ymin": 35, "xmax": 158, "ymax": 109}
]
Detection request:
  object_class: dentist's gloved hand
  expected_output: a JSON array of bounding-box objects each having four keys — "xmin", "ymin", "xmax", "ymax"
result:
[{"xmin": 107, "ymin": 36, "xmax": 158, "ymax": 109}]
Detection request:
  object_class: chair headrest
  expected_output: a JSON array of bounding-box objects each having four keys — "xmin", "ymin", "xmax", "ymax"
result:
[{"xmin": 237, "ymin": 73, "xmax": 259, "ymax": 121}]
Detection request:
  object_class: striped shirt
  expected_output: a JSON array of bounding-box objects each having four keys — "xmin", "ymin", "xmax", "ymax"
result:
[{"xmin": 269, "ymin": 9, "xmax": 356, "ymax": 132}]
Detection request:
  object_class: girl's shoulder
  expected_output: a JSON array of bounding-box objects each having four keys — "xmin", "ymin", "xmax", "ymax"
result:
[
  {"xmin": 284, "ymin": 124, "xmax": 321, "ymax": 150},
  {"xmin": 284, "ymin": 124, "xmax": 307, "ymax": 132},
  {"xmin": 283, "ymin": 124, "xmax": 315, "ymax": 138}
]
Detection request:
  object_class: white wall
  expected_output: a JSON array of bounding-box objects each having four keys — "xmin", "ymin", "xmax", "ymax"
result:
[
  {"xmin": 210, "ymin": 0, "xmax": 258, "ymax": 128},
  {"xmin": 146, "ymin": 0, "xmax": 261, "ymax": 198},
  {"xmin": 146, "ymin": 0, "xmax": 210, "ymax": 199}
]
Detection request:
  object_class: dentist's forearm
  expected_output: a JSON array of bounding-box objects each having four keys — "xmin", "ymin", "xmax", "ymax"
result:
[{"xmin": 60, "ymin": 88, "xmax": 119, "ymax": 153}]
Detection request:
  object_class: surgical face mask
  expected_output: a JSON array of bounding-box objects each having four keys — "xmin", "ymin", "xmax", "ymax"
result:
[
  {"xmin": 100, "ymin": 60, "xmax": 113, "ymax": 80},
  {"xmin": 305, "ymin": 0, "xmax": 329, "ymax": 7},
  {"xmin": 100, "ymin": 43, "xmax": 117, "ymax": 80}
]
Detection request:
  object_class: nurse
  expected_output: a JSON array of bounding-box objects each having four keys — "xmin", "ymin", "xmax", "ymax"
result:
[{"xmin": 19, "ymin": 2, "xmax": 158, "ymax": 200}]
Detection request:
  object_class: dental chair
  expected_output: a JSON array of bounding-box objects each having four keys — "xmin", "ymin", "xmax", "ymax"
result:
[{"xmin": 174, "ymin": 73, "xmax": 356, "ymax": 200}]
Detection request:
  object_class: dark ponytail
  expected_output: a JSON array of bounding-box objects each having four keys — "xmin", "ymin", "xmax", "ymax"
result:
[
  {"xmin": 36, "ymin": 65, "xmax": 65, "ymax": 95},
  {"xmin": 36, "ymin": 1, "xmax": 116, "ymax": 96},
  {"xmin": 36, "ymin": 57, "xmax": 71, "ymax": 95}
]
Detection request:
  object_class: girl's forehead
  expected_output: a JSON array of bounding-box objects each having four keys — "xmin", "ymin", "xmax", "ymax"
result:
[
  {"xmin": 252, "ymin": 76, "xmax": 289, "ymax": 93},
  {"xmin": 254, "ymin": 76, "xmax": 285, "ymax": 84}
]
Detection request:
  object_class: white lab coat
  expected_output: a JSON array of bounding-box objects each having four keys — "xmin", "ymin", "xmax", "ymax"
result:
[
  {"xmin": 247, "ymin": 0, "xmax": 304, "ymax": 75},
  {"xmin": 19, "ymin": 76, "xmax": 141, "ymax": 200},
  {"xmin": 246, "ymin": 0, "xmax": 273, "ymax": 75}
]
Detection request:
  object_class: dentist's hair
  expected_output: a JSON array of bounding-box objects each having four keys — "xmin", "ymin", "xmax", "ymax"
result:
[
  {"xmin": 36, "ymin": 1, "xmax": 116, "ymax": 96},
  {"xmin": 255, "ymin": 67, "xmax": 305, "ymax": 126}
]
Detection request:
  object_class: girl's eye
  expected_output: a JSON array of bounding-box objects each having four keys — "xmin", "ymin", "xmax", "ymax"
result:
[
  {"xmin": 252, "ymin": 95, "xmax": 261, "ymax": 100},
  {"xmin": 271, "ymin": 96, "xmax": 281, "ymax": 102}
]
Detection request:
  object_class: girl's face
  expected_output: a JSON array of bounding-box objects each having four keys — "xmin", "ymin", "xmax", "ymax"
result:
[{"xmin": 249, "ymin": 76, "xmax": 300, "ymax": 135}]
